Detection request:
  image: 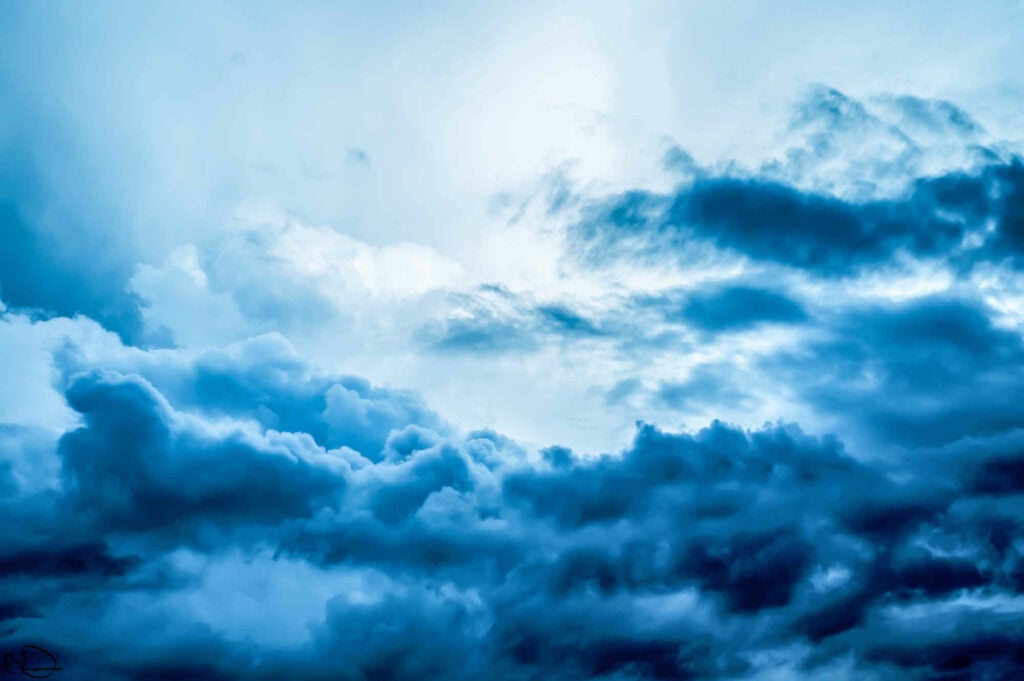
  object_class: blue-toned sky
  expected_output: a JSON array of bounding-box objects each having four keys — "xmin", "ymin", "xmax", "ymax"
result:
[{"xmin": 3, "ymin": 2, "xmax": 1024, "ymax": 679}]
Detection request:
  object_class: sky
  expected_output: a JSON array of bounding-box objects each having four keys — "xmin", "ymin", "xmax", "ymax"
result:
[{"xmin": 2, "ymin": 2, "xmax": 1024, "ymax": 679}]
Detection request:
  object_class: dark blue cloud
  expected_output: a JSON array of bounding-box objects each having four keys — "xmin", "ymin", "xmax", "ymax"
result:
[
  {"xmin": 986, "ymin": 160, "xmax": 1024, "ymax": 257},
  {"xmin": 571, "ymin": 91, "xmax": 1024, "ymax": 278},
  {"xmin": 675, "ymin": 285, "xmax": 806, "ymax": 332},
  {"xmin": 5, "ymin": 352, "xmax": 1024, "ymax": 680},
  {"xmin": 59, "ymin": 370, "xmax": 348, "ymax": 540},
  {"xmin": 0, "ymin": 200, "xmax": 148, "ymax": 345},
  {"xmin": 0, "ymin": 95, "xmax": 157, "ymax": 345},
  {"xmin": 490, "ymin": 421, "xmax": 1024, "ymax": 679},
  {"xmin": 0, "ymin": 541, "xmax": 139, "ymax": 579},
  {"xmin": 769, "ymin": 294, "xmax": 1024, "ymax": 447},
  {"xmin": 59, "ymin": 334, "xmax": 446, "ymax": 462},
  {"xmin": 675, "ymin": 177, "xmax": 965, "ymax": 272},
  {"xmin": 574, "ymin": 167, "xmax": 1001, "ymax": 274}
]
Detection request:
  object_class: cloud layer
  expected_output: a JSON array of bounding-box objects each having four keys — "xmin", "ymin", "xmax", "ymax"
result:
[
  {"xmin": 2, "ymin": 339, "xmax": 1024, "ymax": 679},
  {"xmin": 0, "ymin": 308, "xmax": 1022, "ymax": 679},
  {"xmin": 4, "ymin": 4, "xmax": 1024, "ymax": 677}
]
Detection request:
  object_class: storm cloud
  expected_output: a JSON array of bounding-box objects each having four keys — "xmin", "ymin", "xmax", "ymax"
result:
[
  {"xmin": 2, "ymin": 331, "xmax": 1023, "ymax": 680},
  {"xmin": 4, "ymin": 4, "xmax": 1024, "ymax": 679}
]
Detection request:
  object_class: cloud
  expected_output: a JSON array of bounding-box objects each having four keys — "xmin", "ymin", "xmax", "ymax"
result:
[
  {"xmin": 415, "ymin": 285, "xmax": 605, "ymax": 355},
  {"xmin": 0, "ymin": 196, "xmax": 146, "ymax": 345},
  {"xmin": 129, "ymin": 217, "xmax": 463, "ymax": 349},
  {"xmin": 671, "ymin": 285, "xmax": 807, "ymax": 333},
  {"xmin": 0, "ymin": 541, "xmax": 140, "ymax": 580},
  {"xmin": 490, "ymin": 421, "xmax": 1024, "ymax": 679},
  {"xmin": 573, "ymin": 166, "xmax": 1003, "ymax": 277},
  {"xmin": 768, "ymin": 294, "xmax": 1024, "ymax": 448},
  {"xmin": 654, "ymin": 364, "xmax": 758, "ymax": 413},
  {"xmin": 675, "ymin": 176, "xmax": 968, "ymax": 273},
  {"xmin": 2, "ymin": 305, "xmax": 1024, "ymax": 679},
  {"xmin": 54, "ymin": 331, "xmax": 447, "ymax": 463},
  {"xmin": 60, "ymin": 370, "xmax": 348, "ymax": 538},
  {"xmin": 571, "ymin": 89, "xmax": 1024, "ymax": 281}
]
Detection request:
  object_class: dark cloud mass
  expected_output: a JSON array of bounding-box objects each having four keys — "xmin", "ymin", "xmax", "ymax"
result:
[
  {"xmin": 60, "ymin": 370, "xmax": 348, "ymax": 536},
  {"xmin": 573, "ymin": 162, "xmax": 1024, "ymax": 275},
  {"xmin": 0, "ymin": 104, "xmax": 154, "ymax": 345},
  {"xmin": 676, "ymin": 285, "xmax": 807, "ymax": 333},
  {"xmin": 573, "ymin": 88, "xmax": 1024, "ymax": 278},
  {"xmin": 770, "ymin": 295, "xmax": 1024, "ymax": 448},
  {"xmin": 3, "ymin": 342, "xmax": 1024, "ymax": 680},
  {"xmin": 0, "ymin": 201, "xmax": 147, "ymax": 344}
]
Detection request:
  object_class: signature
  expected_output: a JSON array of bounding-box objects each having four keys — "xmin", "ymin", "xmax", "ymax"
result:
[{"xmin": 2, "ymin": 646, "xmax": 61, "ymax": 678}]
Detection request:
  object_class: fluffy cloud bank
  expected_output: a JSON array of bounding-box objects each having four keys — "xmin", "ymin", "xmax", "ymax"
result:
[{"xmin": 1, "ymin": 307, "xmax": 1023, "ymax": 680}]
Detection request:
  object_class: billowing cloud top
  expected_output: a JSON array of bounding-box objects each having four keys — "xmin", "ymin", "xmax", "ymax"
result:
[{"xmin": 3, "ymin": 3, "xmax": 1024, "ymax": 680}]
